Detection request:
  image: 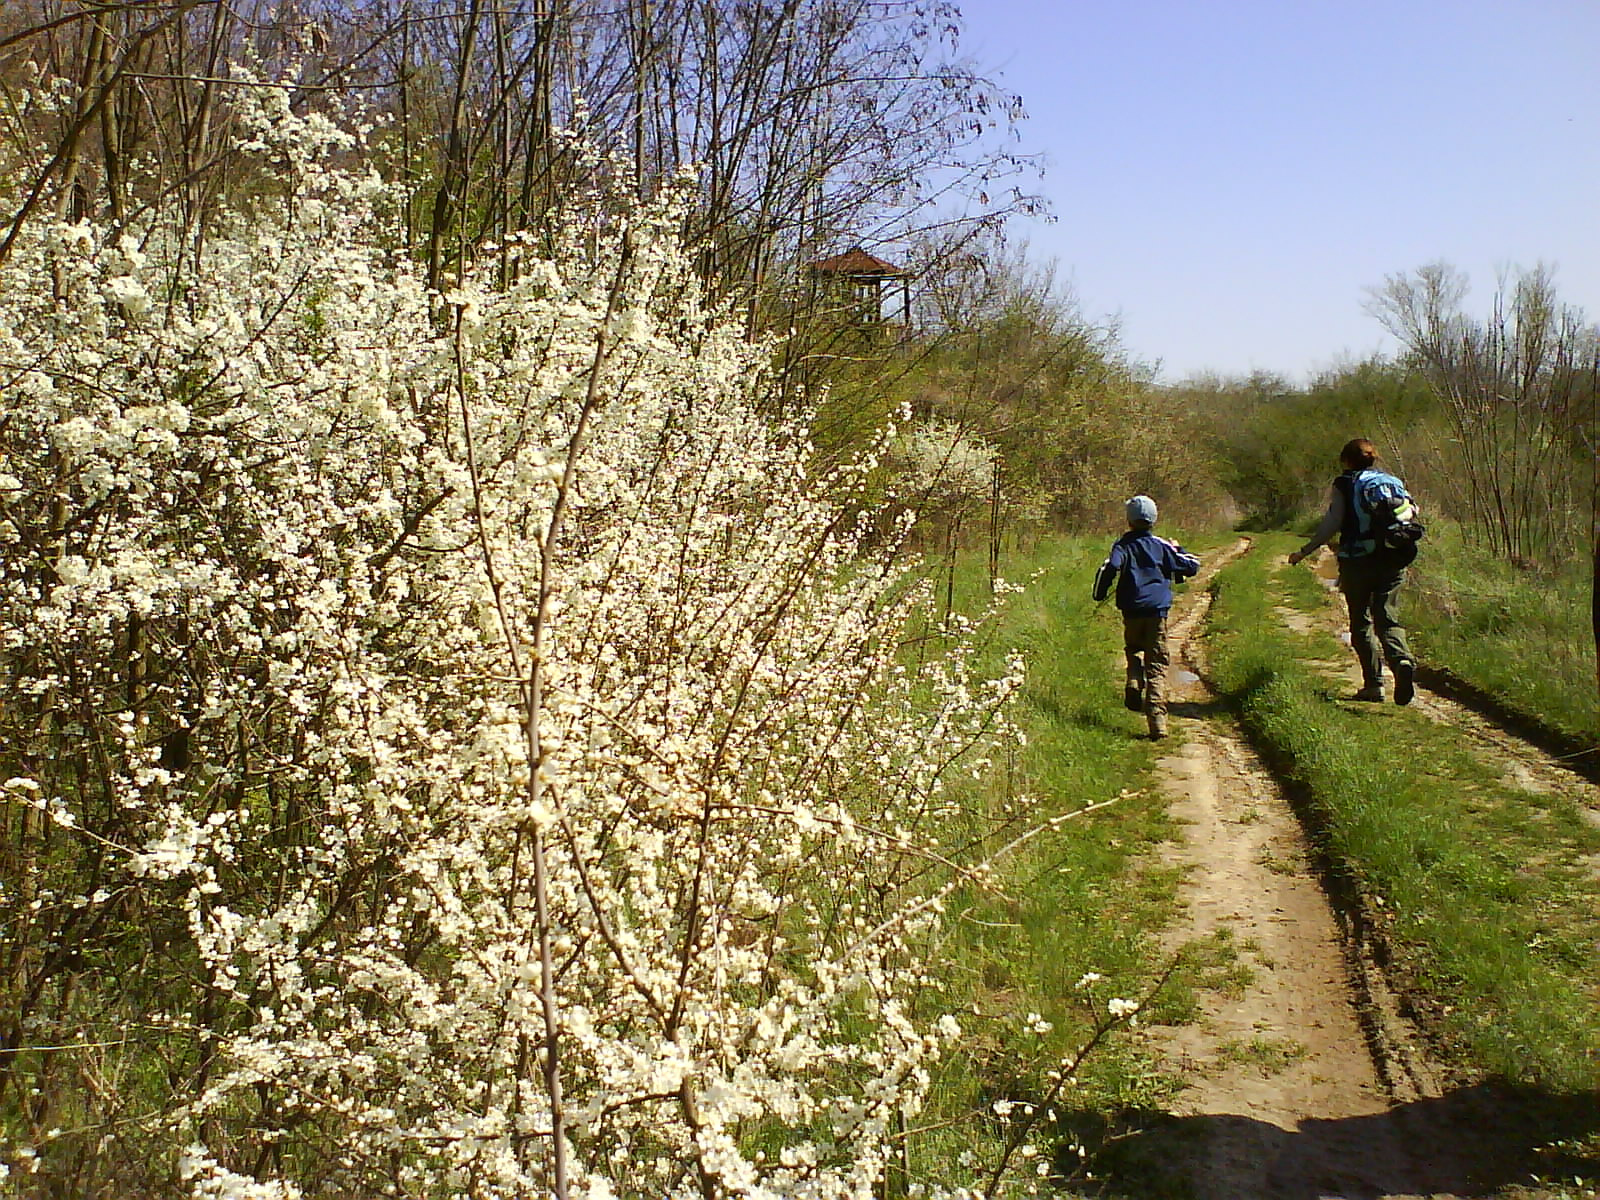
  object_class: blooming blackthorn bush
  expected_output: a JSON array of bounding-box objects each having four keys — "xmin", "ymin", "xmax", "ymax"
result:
[{"xmin": 0, "ymin": 86, "xmax": 1030, "ymax": 1197}]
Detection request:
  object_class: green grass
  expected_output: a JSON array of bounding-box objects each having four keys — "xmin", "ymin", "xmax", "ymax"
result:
[
  {"xmin": 1406, "ymin": 522, "xmax": 1600, "ymax": 749},
  {"xmin": 1210, "ymin": 1035, "xmax": 1309, "ymax": 1077},
  {"xmin": 903, "ymin": 533, "xmax": 1244, "ymax": 1194},
  {"xmin": 1209, "ymin": 535, "xmax": 1600, "ymax": 1093}
]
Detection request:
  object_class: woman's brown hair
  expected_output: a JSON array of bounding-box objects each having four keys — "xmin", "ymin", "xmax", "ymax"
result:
[{"xmin": 1339, "ymin": 438, "xmax": 1377, "ymax": 469}]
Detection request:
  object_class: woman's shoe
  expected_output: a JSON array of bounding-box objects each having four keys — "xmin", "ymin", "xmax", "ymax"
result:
[{"xmin": 1394, "ymin": 662, "xmax": 1415, "ymax": 706}]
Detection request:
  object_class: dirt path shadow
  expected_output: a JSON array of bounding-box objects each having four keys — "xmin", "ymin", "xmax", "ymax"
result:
[{"xmin": 1074, "ymin": 1083, "xmax": 1600, "ymax": 1199}]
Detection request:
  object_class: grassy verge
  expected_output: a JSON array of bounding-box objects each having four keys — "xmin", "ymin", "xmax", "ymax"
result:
[
  {"xmin": 1208, "ymin": 534, "xmax": 1600, "ymax": 1094},
  {"xmin": 1406, "ymin": 523, "xmax": 1600, "ymax": 751},
  {"xmin": 906, "ymin": 534, "xmax": 1239, "ymax": 1194}
]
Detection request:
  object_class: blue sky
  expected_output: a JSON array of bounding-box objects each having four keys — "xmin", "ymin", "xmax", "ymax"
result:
[{"xmin": 960, "ymin": 0, "xmax": 1600, "ymax": 383}]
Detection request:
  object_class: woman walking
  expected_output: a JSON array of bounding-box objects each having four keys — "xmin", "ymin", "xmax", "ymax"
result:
[{"xmin": 1288, "ymin": 438, "xmax": 1421, "ymax": 704}]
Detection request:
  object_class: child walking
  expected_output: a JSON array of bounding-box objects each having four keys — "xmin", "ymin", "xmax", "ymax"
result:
[{"xmin": 1092, "ymin": 495, "xmax": 1200, "ymax": 740}]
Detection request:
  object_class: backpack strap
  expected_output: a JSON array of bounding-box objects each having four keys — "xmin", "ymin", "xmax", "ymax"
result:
[{"xmin": 1334, "ymin": 472, "xmax": 1374, "ymax": 558}]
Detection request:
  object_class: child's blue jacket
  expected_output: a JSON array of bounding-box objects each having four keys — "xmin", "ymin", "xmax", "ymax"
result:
[{"xmin": 1092, "ymin": 529, "xmax": 1200, "ymax": 615}]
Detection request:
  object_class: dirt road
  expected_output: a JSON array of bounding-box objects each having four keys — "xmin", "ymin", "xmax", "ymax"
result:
[{"xmin": 1124, "ymin": 540, "xmax": 1599, "ymax": 1200}]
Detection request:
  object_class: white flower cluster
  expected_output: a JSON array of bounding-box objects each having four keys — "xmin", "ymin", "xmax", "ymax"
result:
[
  {"xmin": 891, "ymin": 417, "xmax": 998, "ymax": 506},
  {"xmin": 0, "ymin": 88, "xmax": 1029, "ymax": 1197}
]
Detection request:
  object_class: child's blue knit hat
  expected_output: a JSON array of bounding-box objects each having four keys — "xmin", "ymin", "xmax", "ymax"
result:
[{"xmin": 1126, "ymin": 495, "xmax": 1157, "ymax": 526}]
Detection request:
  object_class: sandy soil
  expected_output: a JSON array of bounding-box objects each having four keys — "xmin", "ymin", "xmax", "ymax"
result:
[{"xmin": 1120, "ymin": 541, "xmax": 1600, "ymax": 1200}]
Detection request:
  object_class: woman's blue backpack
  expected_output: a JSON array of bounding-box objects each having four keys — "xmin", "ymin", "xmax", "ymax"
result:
[{"xmin": 1352, "ymin": 470, "xmax": 1425, "ymax": 565}]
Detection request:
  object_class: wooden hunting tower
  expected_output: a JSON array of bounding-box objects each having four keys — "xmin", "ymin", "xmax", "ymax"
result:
[{"xmin": 808, "ymin": 246, "xmax": 911, "ymax": 332}]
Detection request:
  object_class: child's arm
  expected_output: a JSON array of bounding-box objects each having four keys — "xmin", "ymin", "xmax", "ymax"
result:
[
  {"xmin": 1092, "ymin": 545, "xmax": 1123, "ymax": 601},
  {"xmin": 1162, "ymin": 538, "xmax": 1200, "ymax": 580}
]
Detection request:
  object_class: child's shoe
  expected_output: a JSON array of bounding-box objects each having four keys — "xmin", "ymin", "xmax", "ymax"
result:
[
  {"xmin": 1352, "ymin": 683, "xmax": 1384, "ymax": 702},
  {"xmin": 1124, "ymin": 682, "xmax": 1144, "ymax": 712}
]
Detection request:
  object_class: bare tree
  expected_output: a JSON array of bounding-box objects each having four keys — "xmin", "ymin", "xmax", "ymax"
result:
[
  {"xmin": 2, "ymin": 1, "xmax": 1040, "ymax": 358},
  {"xmin": 0, "ymin": 1, "xmax": 420, "ymax": 262},
  {"xmin": 1370, "ymin": 262, "xmax": 1600, "ymax": 565}
]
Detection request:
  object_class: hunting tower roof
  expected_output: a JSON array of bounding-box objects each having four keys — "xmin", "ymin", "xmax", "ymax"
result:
[{"xmin": 808, "ymin": 246, "xmax": 905, "ymax": 276}]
